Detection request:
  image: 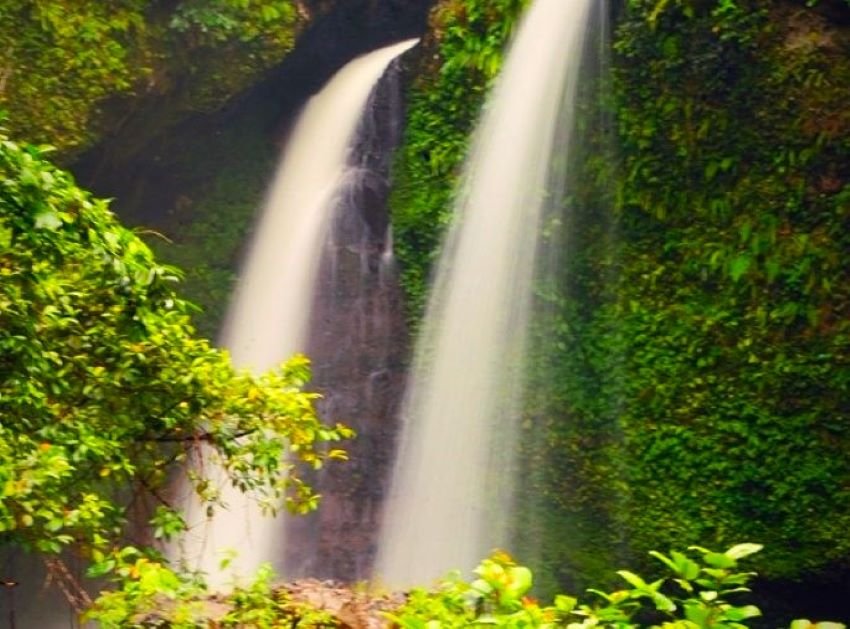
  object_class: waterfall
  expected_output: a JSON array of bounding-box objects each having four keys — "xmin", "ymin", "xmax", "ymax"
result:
[
  {"xmin": 283, "ymin": 60, "xmax": 411, "ymax": 582},
  {"xmin": 174, "ymin": 38, "xmax": 418, "ymax": 588},
  {"xmin": 375, "ymin": 0, "xmax": 598, "ymax": 586},
  {"xmin": 220, "ymin": 38, "xmax": 419, "ymax": 371}
]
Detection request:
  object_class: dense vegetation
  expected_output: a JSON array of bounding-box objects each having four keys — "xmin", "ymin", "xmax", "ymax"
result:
[
  {"xmin": 543, "ymin": 0, "xmax": 850, "ymax": 584},
  {"xmin": 389, "ymin": 544, "xmax": 814, "ymax": 629},
  {"xmin": 591, "ymin": 0, "xmax": 849, "ymax": 577},
  {"xmin": 387, "ymin": 0, "xmax": 850, "ymax": 607},
  {"xmin": 2, "ymin": 0, "xmax": 850, "ymax": 624},
  {"xmin": 0, "ymin": 131, "xmax": 350, "ymax": 598},
  {"xmin": 84, "ymin": 542, "xmax": 842, "ymax": 626},
  {"xmin": 0, "ymin": 0, "xmax": 302, "ymax": 154}
]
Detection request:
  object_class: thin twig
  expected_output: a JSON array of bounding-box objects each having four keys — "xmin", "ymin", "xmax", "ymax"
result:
[{"xmin": 42, "ymin": 556, "xmax": 92, "ymax": 612}]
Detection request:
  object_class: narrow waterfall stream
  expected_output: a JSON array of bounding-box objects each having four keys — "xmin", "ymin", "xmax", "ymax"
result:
[
  {"xmin": 284, "ymin": 59, "xmax": 411, "ymax": 582},
  {"xmin": 375, "ymin": 0, "xmax": 598, "ymax": 586},
  {"xmin": 175, "ymin": 38, "xmax": 418, "ymax": 588},
  {"xmin": 221, "ymin": 38, "xmax": 419, "ymax": 371}
]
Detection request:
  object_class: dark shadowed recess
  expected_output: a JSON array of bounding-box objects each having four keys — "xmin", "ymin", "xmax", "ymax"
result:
[{"xmin": 753, "ymin": 565, "xmax": 850, "ymax": 626}]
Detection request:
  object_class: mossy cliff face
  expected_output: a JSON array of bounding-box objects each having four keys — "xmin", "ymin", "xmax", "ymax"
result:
[
  {"xmin": 0, "ymin": 0, "xmax": 432, "ymax": 159},
  {"xmin": 0, "ymin": 1, "xmax": 304, "ymax": 156},
  {"xmin": 610, "ymin": 0, "xmax": 850, "ymax": 578},
  {"xmin": 388, "ymin": 0, "xmax": 850, "ymax": 610}
]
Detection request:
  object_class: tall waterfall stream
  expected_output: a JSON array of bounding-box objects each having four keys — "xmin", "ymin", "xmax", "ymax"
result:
[
  {"xmin": 375, "ymin": 0, "xmax": 598, "ymax": 586},
  {"xmin": 174, "ymin": 38, "xmax": 418, "ymax": 589},
  {"xmin": 8, "ymin": 38, "xmax": 419, "ymax": 628}
]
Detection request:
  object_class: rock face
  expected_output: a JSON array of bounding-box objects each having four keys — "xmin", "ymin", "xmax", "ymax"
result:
[{"xmin": 284, "ymin": 61, "xmax": 410, "ymax": 582}]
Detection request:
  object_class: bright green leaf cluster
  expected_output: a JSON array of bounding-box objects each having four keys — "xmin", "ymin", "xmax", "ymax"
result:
[
  {"xmin": 0, "ymin": 1, "xmax": 304, "ymax": 154},
  {"xmin": 86, "ymin": 556, "xmax": 338, "ymax": 627},
  {"xmin": 0, "ymin": 132, "xmax": 351, "ymax": 566},
  {"xmin": 389, "ymin": 545, "xmax": 844, "ymax": 629}
]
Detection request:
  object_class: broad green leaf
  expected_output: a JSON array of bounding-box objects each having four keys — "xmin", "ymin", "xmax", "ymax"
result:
[
  {"xmin": 0, "ymin": 223, "xmax": 11, "ymax": 250},
  {"xmin": 34, "ymin": 209, "xmax": 62, "ymax": 231},
  {"xmin": 649, "ymin": 550, "xmax": 677, "ymax": 572},
  {"xmin": 703, "ymin": 552, "xmax": 737, "ymax": 569},
  {"xmin": 506, "ymin": 566, "xmax": 533, "ymax": 597},
  {"xmin": 729, "ymin": 255, "xmax": 751, "ymax": 282},
  {"xmin": 617, "ymin": 570, "xmax": 648, "ymax": 590},
  {"xmin": 651, "ymin": 591, "xmax": 677, "ymax": 613},
  {"xmin": 724, "ymin": 605, "xmax": 762, "ymax": 621},
  {"xmin": 685, "ymin": 602, "xmax": 712, "ymax": 625},
  {"xmin": 554, "ymin": 595, "xmax": 577, "ymax": 614},
  {"xmin": 725, "ymin": 543, "xmax": 763, "ymax": 560}
]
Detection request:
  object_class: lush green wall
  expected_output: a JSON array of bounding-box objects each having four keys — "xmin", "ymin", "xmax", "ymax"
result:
[
  {"xmin": 0, "ymin": 0, "xmax": 302, "ymax": 155},
  {"xmin": 389, "ymin": 0, "xmax": 850, "ymax": 599},
  {"xmin": 603, "ymin": 0, "xmax": 850, "ymax": 580}
]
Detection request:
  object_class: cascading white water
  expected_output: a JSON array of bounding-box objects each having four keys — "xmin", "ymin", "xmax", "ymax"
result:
[
  {"xmin": 174, "ymin": 38, "xmax": 418, "ymax": 588},
  {"xmin": 375, "ymin": 0, "xmax": 596, "ymax": 586},
  {"xmin": 221, "ymin": 38, "xmax": 420, "ymax": 371},
  {"xmin": 283, "ymin": 64, "xmax": 412, "ymax": 582}
]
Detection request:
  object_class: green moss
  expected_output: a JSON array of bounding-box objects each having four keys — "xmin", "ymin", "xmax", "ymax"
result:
[
  {"xmin": 390, "ymin": 0, "xmax": 850, "ymax": 593},
  {"xmin": 389, "ymin": 0, "xmax": 530, "ymax": 322},
  {"xmin": 0, "ymin": 1, "xmax": 303, "ymax": 155},
  {"xmin": 142, "ymin": 106, "xmax": 280, "ymax": 339},
  {"xmin": 0, "ymin": 1, "xmax": 150, "ymax": 152},
  {"xmin": 531, "ymin": 0, "xmax": 850, "ymax": 586}
]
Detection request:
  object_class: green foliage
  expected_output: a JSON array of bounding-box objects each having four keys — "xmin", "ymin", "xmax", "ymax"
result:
[
  {"xmin": 389, "ymin": 545, "xmax": 844, "ymax": 629},
  {"xmin": 82, "ymin": 544, "xmax": 846, "ymax": 627},
  {"xmin": 163, "ymin": 0, "xmax": 301, "ymax": 115},
  {"xmin": 512, "ymin": 0, "xmax": 850, "ymax": 592},
  {"xmin": 84, "ymin": 551, "xmax": 207, "ymax": 627},
  {"xmin": 387, "ymin": 552, "xmax": 550, "ymax": 628},
  {"xmin": 389, "ymin": 0, "xmax": 529, "ymax": 321},
  {"xmin": 171, "ymin": 0, "xmax": 297, "ymax": 45},
  {"xmin": 0, "ymin": 0, "xmax": 150, "ymax": 152},
  {"xmin": 86, "ymin": 559, "xmax": 338, "ymax": 627},
  {"xmin": 0, "ymin": 132, "xmax": 351, "ymax": 564},
  {"xmin": 222, "ymin": 564, "xmax": 338, "ymax": 628},
  {"xmin": 0, "ymin": 1, "xmax": 303, "ymax": 154},
  {"xmin": 610, "ymin": 0, "xmax": 850, "ymax": 578}
]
